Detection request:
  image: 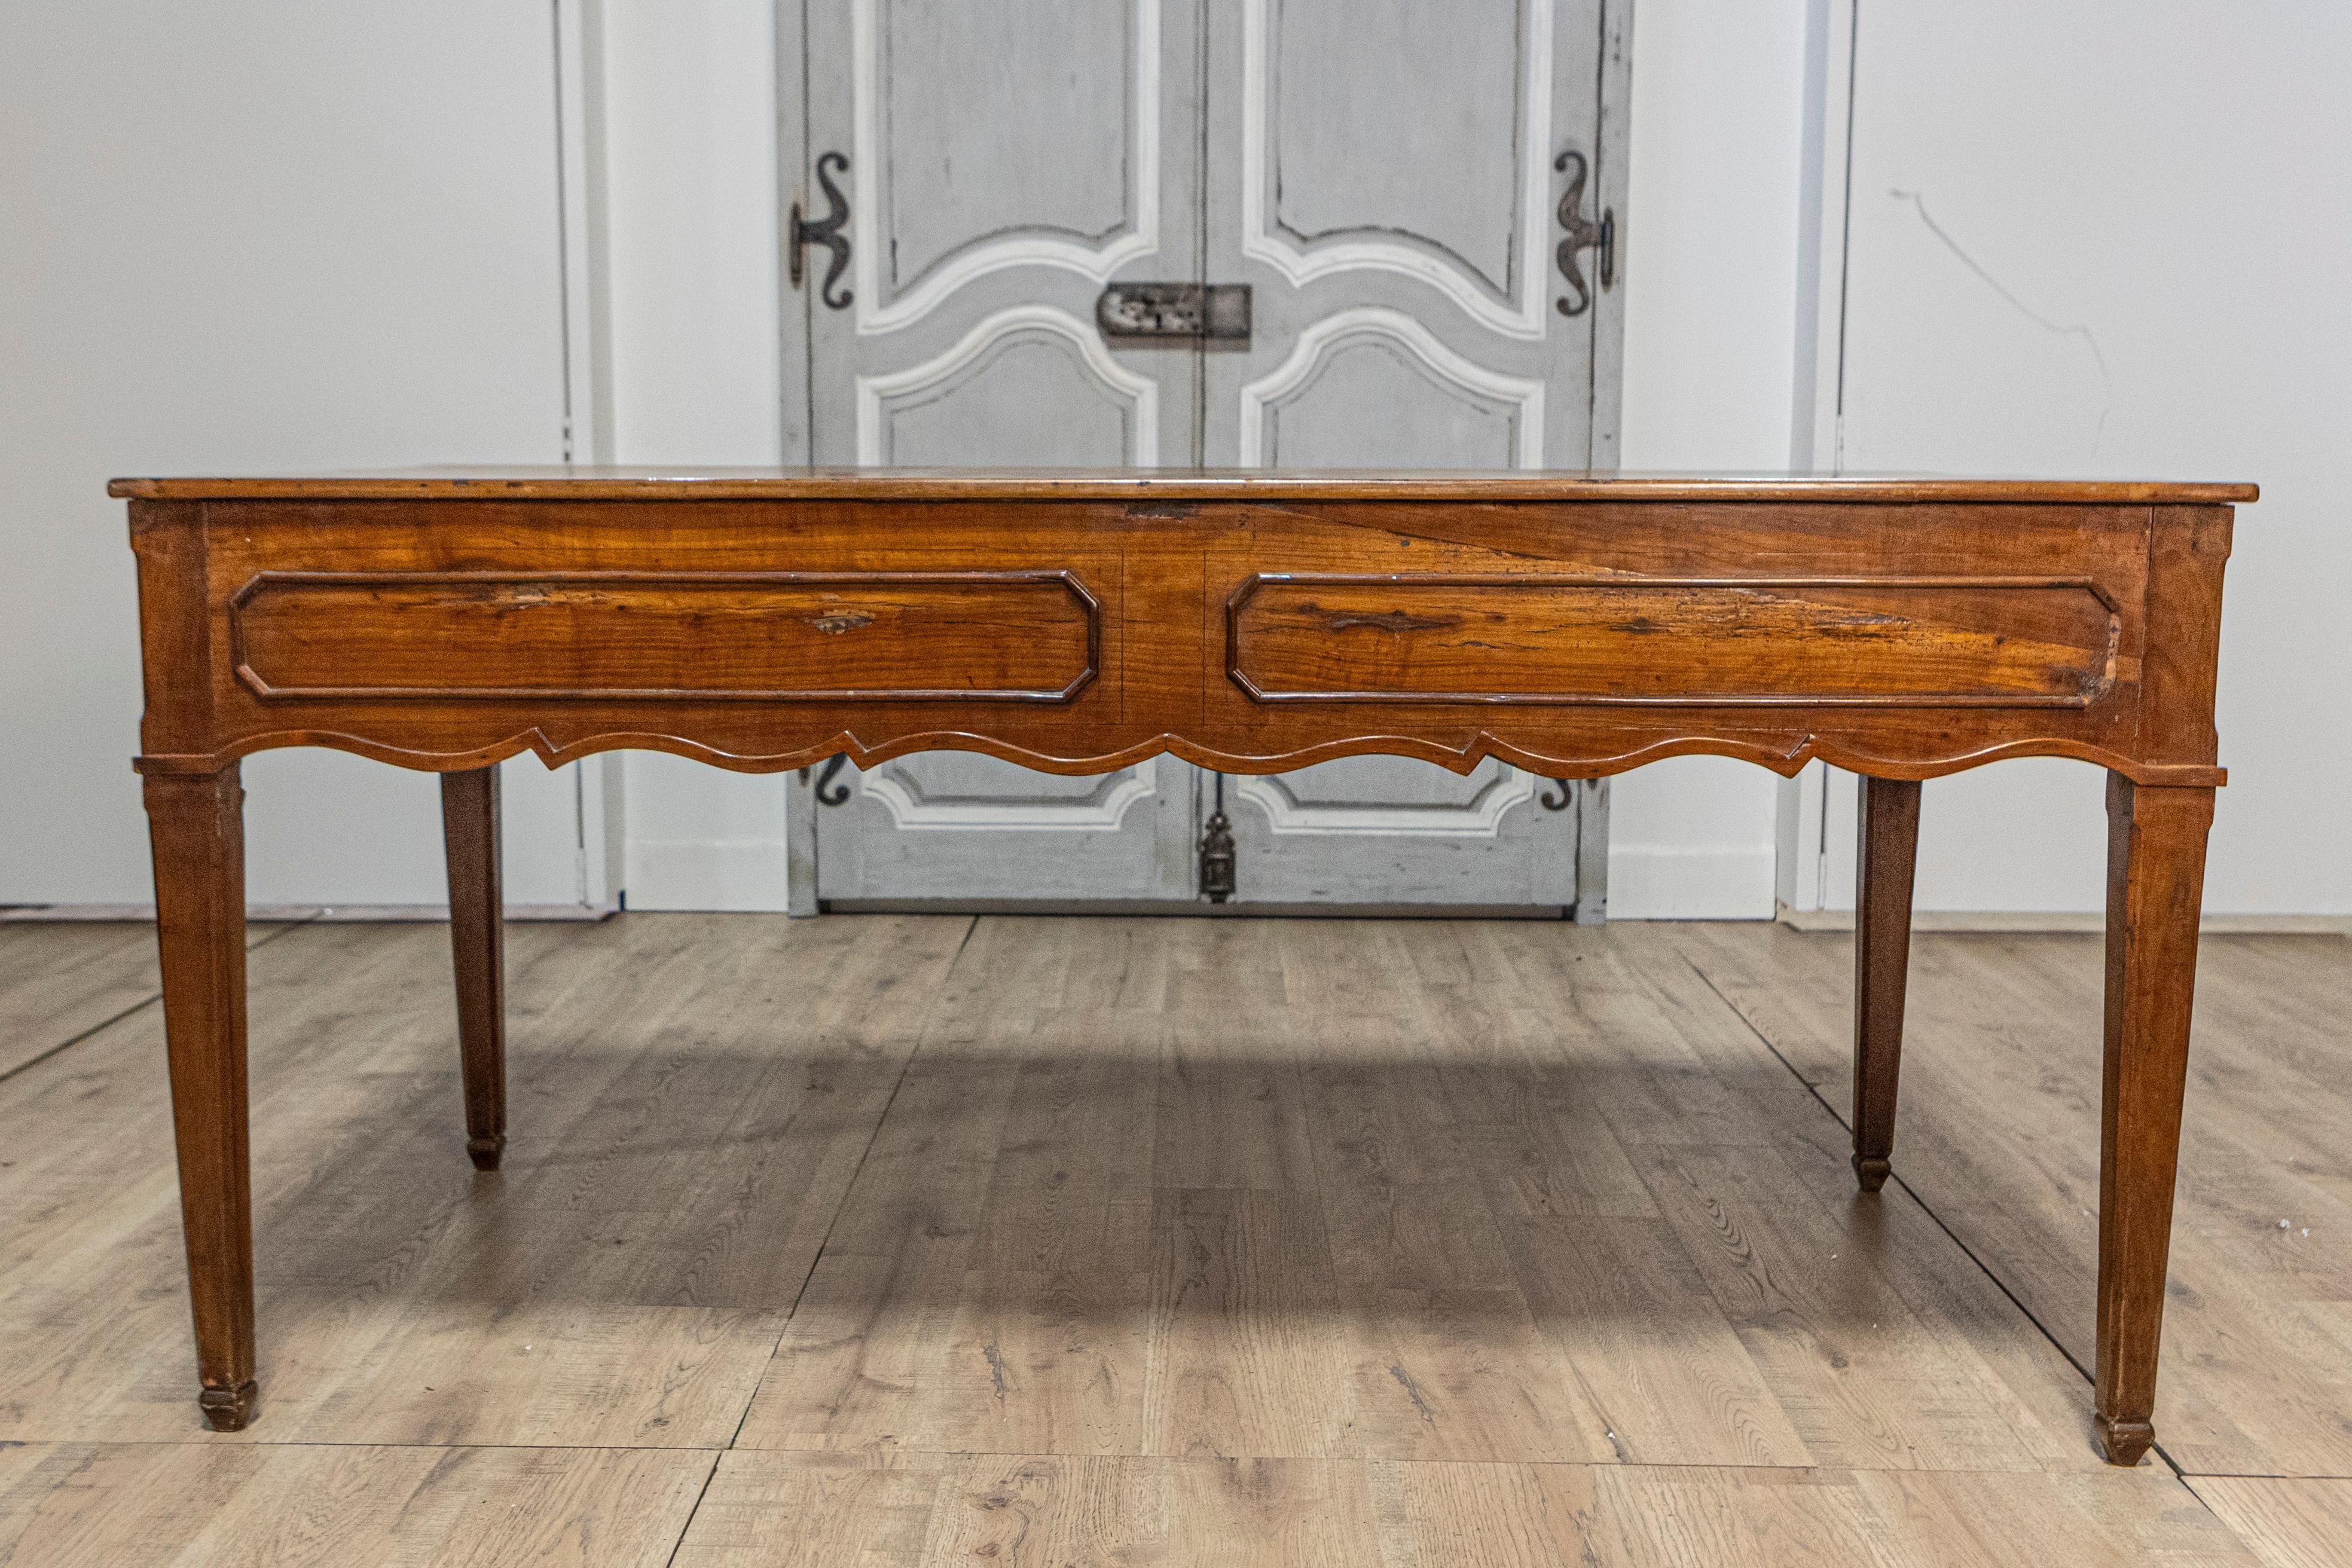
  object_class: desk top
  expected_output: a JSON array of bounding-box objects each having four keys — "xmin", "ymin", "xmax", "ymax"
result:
[{"xmin": 109, "ymin": 467, "xmax": 2259, "ymax": 506}]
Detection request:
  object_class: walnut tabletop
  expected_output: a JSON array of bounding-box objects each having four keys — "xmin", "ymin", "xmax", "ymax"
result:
[
  {"xmin": 110, "ymin": 464, "xmax": 2258, "ymax": 504},
  {"xmin": 117, "ymin": 466, "xmax": 2249, "ymax": 1464}
]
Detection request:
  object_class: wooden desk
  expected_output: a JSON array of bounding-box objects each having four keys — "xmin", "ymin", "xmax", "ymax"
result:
[{"xmin": 113, "ymin": 469, "xmax": 2250, "ymax": 1464}]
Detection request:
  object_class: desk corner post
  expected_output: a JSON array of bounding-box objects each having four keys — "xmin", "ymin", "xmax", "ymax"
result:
[
  {"xmin": 142, "ymin": 762, "xmax": 259, "ymax": 1433},
  {"xmin": 1852, "ymin": 775, "xmax": 1922, "ymax": 1193},
  {"xmin": 2094, "ymin": 771, "xmax": 2214, "ymax": 1466},
  {"xmin": 441, "ymin": 766, "xmax": 508, "ymax": 1172}
]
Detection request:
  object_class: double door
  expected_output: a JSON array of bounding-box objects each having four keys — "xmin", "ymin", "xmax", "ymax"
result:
[{"xmin": 790, "ymin": 0, "xmax": 1629, "ymax": 912}]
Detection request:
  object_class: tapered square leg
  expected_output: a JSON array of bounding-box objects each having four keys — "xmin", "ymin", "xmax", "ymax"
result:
[
  {"xmin": 441, "ymin": 766, "xmax": 507, "ymax": 1171},
  {"xmin": 1852, "ymin": 776, "xmax": 1922, "ymax": 1193},
  {"xmin": 2094, "ymin": 773, "xmax": 2213, "ymax": 1466},
  {"xmin": 143, "ymin": 765, "xmax": 258, "ymax": 1432}
]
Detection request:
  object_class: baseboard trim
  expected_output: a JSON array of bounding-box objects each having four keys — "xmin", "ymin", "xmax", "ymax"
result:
[
  {"xmin": 622, "ymin": 840, "xmax": 793, "ymax": 913},
  {"xmin": 822, "ymin": 898, "xmax": 1572, "ymax": 919},
  {"xmin": 14, "ymin": 897, "xmax": 2333, "ymax": 936},
  {"xmin": 1776, "ymin": 902, "xmax": 2351, "ymax": 936},
  {"xmin": 1, "ymin": 903, "xmax": 615, "ymax": 924},
  {"xmin": 1607, "ymin": 846, "xmax": 1777, "ymax": 921}
]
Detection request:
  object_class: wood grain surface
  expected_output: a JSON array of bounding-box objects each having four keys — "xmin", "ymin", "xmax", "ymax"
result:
[
  {"xmin": 439, "ymin": 766, "xmax": 506, "ymax": 1171},
  {"xmin": 4, "ymin": 913, "xmax": 2335, "ymax": 1564},
  {"xmin": 1227, "ymin": 574, "xmax": 2122, "ymax": 705},
  {"xmin": 2192, "ymin": 1478, "xmax": 2352, "ymax": 1568},
  {"xmin": 0, "ymin": 919, "xmax": 294, "ymax": 1079},
  {"xmin": 1850, "ymin": 776, "xmax": 1922, "ymax": 1191},
  {"xmin": 0, "ymin": 1441, "xmax": 712, "ymax": 1568},
  {"xmin": 125, "ymin": 488, "xmax": 2234, "ymax": 790},
  {"xmin": 232, "ymin": 570, "xmax": 1100, "ymax": 702},
  {"xmin": 1667, "ymin": 922, "xmax": 2352, "ymax": 1484},
  {"xmin": 108, "ymin": 466, "xmax": 2259, "ymax": 505}
]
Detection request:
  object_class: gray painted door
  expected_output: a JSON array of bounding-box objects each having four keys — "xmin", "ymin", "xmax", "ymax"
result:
[
  {"xmin": 795, "ymin": 0, "xmax": 1628, "ymax": 913},
  {"xmin": 1196, "ymin": 0, "xmax": 1627, "ymax": 913},
  {"xmin": 801, "ymin": 0, "xmax": 1209, "ymax": 904}
]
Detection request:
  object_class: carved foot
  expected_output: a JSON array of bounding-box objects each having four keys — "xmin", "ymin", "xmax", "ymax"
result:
[
  {"xmin": 468, "ymin": 1134, "xmax": 505, "ymax": 1172},
  {"xmin": 198, "ymin": 1380, "xmax": 259, "ymax": 1432},
  {"xmin": 2095, "ymin": 1414, "xmax": 2155, "ymax": 1466},
  {"xmin": 1852, "ymin": 1154, "xmax": 1891, "ymax": 1193}
]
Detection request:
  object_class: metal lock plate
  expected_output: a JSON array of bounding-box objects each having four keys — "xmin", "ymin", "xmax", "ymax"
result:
[{"xmin": 1096, "ymin": 283, "xmax": 1251, "ymax": 341}]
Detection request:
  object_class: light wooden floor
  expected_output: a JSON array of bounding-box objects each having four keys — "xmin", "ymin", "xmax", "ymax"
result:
[{"xmin": 0, "ymin": 913, "xmax": 2344, "ymax": 1566}]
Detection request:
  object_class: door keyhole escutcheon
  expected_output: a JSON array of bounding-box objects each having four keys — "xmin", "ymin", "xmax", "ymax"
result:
[
  {"xmin": 1554, "ymin": 149, "xmax": 1615, "ymax": 318},
  {"xmin": 1096, "ymin": 282, "xmax": 1252, "ymax": 341}
]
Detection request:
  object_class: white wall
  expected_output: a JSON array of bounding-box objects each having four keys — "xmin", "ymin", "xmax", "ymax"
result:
[
  {"xmin": 594, "ymin": 0, "xmax": 800, "ymax": 911},
  {"xmin": 1606, "ymin": 0, "xmax": 1818, "ymax": 918},
  {"xmin": 13, "ymin": 1, "xmax": 2333, "ymax": 921},
  {"xmin": 0, "ymin": 0, "xmax": 595, "ymax": 910},
  {"xmin": 1812, "ymin": 0, "xmax": 2352, "ymax": 917}
]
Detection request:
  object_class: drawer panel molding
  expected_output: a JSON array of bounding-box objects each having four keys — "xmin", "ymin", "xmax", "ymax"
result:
[
  {"xmin": 1227, "ymin": 574, "xmax": 2122, "ymax": 707},
  {"xmin": 230, "ymin": 570, "xmax": 1100, "ymax": 702}
]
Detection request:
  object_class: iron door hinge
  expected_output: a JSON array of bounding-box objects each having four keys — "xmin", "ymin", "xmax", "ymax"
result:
[
  {"xmin": 1098, "ymin": 282, "xmax": 1251, "ymax": 341},
  {"xmin": 790, "ymin": 151, "xmax": 853, "ymax": 310},
  {"xmin": 810, "ymin": 754, "xmax": 852, "ymax": 805},
  {"xmin": 1553, "ymin": 148, "xmax": 1615, "ymax": 317}
]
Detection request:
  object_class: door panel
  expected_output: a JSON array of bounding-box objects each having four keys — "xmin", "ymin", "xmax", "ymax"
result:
[
  {"xmin": 1203, "ymin": 0, "xmax": 1618, "ymax": 911},
  {"xmin": 1228, "ymin": 757, "xmax": 1577, "ymax": 905},
  {"xmin": 853, "ymin": 0, "xmax": 1168, "ymax": 334},
  {"xmin": 860, "ymin": 306, "xmax": 1162, "ymax": 465},
  {"xmin": 807, "ymin": 0, "xmax": 1199, "ymax": 469},
  {"xmin": 1242, "ymin": 310, "xmax": 1541, "ymax": 467},
  {"xmin": 1211, "ymin": 0, "xmax": 1604, "ymax": 460},
  {"xmin": 805, "ymin": 0, "xmax": 1205, "ymax": 902},
  {"xmin": 870, "ymin": 2, "xmax": 1146, "ymax": 311},
  {"xmin": 794, "ymin": 0, "xmax": 1627, "ymax": 913},
  {"xmin": 817, "ymin": 754, "xmax": 1199, "ymax": 904},
  {"xmin": 1248, "ymin": 0, "xmax": 1548, "ymax": 338}
]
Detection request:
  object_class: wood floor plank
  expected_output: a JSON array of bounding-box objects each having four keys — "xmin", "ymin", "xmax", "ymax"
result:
[
  {"xmin": 0, "ymin": 922, "xmax": 166, "ymax": 1078},
  {"xmin": 665, "ymin": 1450, "xmax": 958, "ymax": 1567},
  {"xmin": 2189, "ymin": 1477, "xmax": 2352, "ymax": 1568},
  {"xmin": 1671, "ymin": 922, "xmax": 2352, "ymax": 1476},
  {"xmin": 1547, "ymin": 924, "xmax": 2097, "ymax": 1469},
  {"xmin": 0, "ymin": 912, "xmax": 970, "ymax": 1445},
  {"xmin": 1635, "ymin": 1142, "xmax": 2057, "ymax": 1470},
  {"xmin": 734, "ymin": 916, "xmax": 2114, "ymax": 1472},
  {"xmin": 7, "ymin": 910, "xmax": 2338, "ymax": 1561},
  {"xmin": 975, "ymin": 1013, "xmax": 1165, "ymax": 1275},
  {"xmin": 670, "ymin": 1450, "xmax": 2258, "ymax": 1567},
  {"xmin": 1143, "ymin": 1185, "xmax": 1355, "ymax": 1460},
  {"xmin": 1592, "ymin": 1463, "xmax": 2260, "ymax": 1567},
  {"xmin": 0, "ymin": 1441, "xmax": 713, "ymax": 1567},
  {"xmin": 0, "ymin": 919, "xmax": 292, "ymax": 1078},
  {"xmin": 1153, "ymin": 927, "xmax": 1317, "ymax": 1195},
  {"xmin": 749, "ymin": 1236, "xmax": 1156, "ymax": 1456},
  {"xmin": 1498, "ymin": 1211, "xmax": 1810, "ymax": 1467}
]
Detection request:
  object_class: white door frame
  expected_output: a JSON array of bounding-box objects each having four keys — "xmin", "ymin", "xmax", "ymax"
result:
[{"xmin": 1775, "ymin": 0, "xmax": 1859, "ymax": 921}]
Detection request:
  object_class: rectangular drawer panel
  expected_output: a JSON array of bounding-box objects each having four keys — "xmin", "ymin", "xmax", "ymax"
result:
[
  {"xmin": 231, "ymin": 571, "xmax": 1098, "ymax": 701},
  {"xmin": 1229, "ymin": 575, "xmax": 2120, "ymax": 706}
]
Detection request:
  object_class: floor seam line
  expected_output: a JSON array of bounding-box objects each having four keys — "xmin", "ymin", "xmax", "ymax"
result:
[
  {"xmin": 1684, "ymin": 945, "xmax": 2206, "ymax": 1484},
  {"xmin": 660, "ymin": 1450, "xmax": 724, "ymax": 1568},
  {"xmin": 716, "ymin": 913, "xmax": 983, "ymax": 1453},
  {"xmin": 700, "ymin": 1444, "xmax": 2208, "ymax": 1477},
  {"xmin": 12, "ymin": 1431, "xmax": 2292, "ymax": 1478},
  {"xmin": 1679, "ymin": 953, "xmax": 2109, "ymax": 1401},
  {"xmin": 0, "ymin": 915, "xmax": 318, "ymax": 1086}
]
